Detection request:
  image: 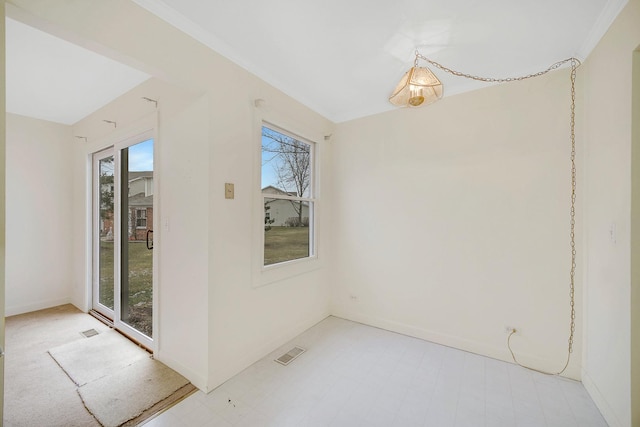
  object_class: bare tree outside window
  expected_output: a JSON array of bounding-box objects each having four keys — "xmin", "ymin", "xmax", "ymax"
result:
[
  {"xmin": 261, "ymin": 125, "xmax": 315, "ymax": 265},
  {"xmin": 262, "ymin": 127, "xmax": 311, "ymax": 226}
]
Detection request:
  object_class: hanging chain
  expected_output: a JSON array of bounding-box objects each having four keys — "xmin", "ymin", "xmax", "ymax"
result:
[
  {"xmin": 415, "ymin": 50, "xmax": 579, "ymax": 85},
  {"xmin": 567, "ymin": 57, "xmax": 579, "ymax": 360},
  {"xmin": 416, "ymin": 51, "xmax": 581, "ymax": 375},
  {"xmin": 514, "ymin": 58, "xmax": 578, "ymax": 375}
]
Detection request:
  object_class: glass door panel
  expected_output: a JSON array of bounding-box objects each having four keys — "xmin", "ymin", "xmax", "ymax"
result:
[
  {"xmin": 93, "ymin": 152, "xmax": 115, "ymax": 317},
  {"xmin": 120, "ymin": 139, "xmax": 153, "ymax": 339}
]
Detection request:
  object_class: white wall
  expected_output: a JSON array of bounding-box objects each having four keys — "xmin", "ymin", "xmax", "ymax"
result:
[
  {"xmin": 582, "ymin": 0, "xmax": 640, "ymax": 425},
  {"xmin": 5, "ymin": 113, "xmax": 74, "ymax": 316},
  {"xmin": 10, "ymin": 0, "xmax": 333, "ymax": 392},
  {"xmin": 155, "ymin": 94, "xmax": 210, "ymax": 389},
  {"xmin": 331, "ymin": 68, "xmax": 584, "ymax": 379},
  {"xmin": 207, "ymin": 76, "xmax": 333, "ymax": 388},
  {"xmin": 632, "ymin": 48, "xmax": 640, "ymax": 427}
]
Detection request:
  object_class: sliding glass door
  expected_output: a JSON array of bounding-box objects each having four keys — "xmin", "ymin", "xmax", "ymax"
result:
[{"xmin": 93, "ymin": 135, "xmax": 154, "ymax": 348}]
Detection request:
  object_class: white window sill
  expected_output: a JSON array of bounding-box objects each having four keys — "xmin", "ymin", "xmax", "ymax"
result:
[{"xmin": 253, "ymin": 255, "xmax": 323, "ymax": 288}]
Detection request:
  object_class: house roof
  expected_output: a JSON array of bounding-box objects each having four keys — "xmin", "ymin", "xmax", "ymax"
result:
[
  {"xmin": 129, "ymin": 171, "xmax": 153, "ymax": 181},
  {"xmin": 129, "ymin": 192, "xmax": 153, "ymax": 207},
  {"xmin": 262, "ymin": 186, "xmax": 296, "ymax": 196}
]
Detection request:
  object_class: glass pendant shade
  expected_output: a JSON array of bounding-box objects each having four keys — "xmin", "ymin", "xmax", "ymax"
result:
[{"xmin": 389, "ymin": 66, "xmax": 443, "ymax": 107}]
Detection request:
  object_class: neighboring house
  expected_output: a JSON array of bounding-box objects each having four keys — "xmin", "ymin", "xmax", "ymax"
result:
[
  {"xmin": 129, "ymin": 171, "xmax": 154, "ymax": 198},
  {"xmin": 128, "ymin": 194, "xmax": 153, "ymax": 241},
  {"xmin": 128, "ymin": 171, "xmax": 153, "ymax": 240},
  {"xmin": 262, "ymin": 185, "xmax": 309, "ymax": 227},
  {"xmin": 101, "ymin": 171, "xmax": 153, "ymax": 241}
]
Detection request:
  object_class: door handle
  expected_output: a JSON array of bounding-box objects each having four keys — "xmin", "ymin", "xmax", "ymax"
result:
[
  {"xmin": 0, "ymin": 347, "xmax": 4, "ymax": 357},
  {"xmin": 146, "ymin": 230, "xmax": 153, "ymax": 250}
]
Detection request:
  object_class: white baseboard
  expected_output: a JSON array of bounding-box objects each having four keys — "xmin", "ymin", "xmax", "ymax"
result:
[
  {"xmin": 582, "ymin": 370, "xmax": 625, "ymax": 427},
  {"xmin": 5, "ymin": 297, "xmax": 72, "ymax": 317},
  {"xmin": 154, "ymin": 350, "xmax": 209, "ymax": 392},
  {"xmin": 331, "ymin": 309, "xmax": 582, "ymax": 380}
]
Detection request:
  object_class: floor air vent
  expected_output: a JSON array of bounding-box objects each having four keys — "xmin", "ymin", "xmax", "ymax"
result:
[
  {"xmin": 80, "ymin": 328, "xmax": 99, "ymax": 338},
  {"xmin": 275, "ymin": 346, "xmax": 306, "ymax": 366}
]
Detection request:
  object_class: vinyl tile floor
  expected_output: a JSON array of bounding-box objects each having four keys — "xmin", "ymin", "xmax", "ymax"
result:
[{"xmin": 144, "ymin": 317, "xmax": 608, "ymax": 427}]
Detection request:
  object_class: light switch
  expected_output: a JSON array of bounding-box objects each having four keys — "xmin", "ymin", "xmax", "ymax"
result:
[{"xmin": 225, "ymin": 183, "xmax": 235, "ymax": 199}]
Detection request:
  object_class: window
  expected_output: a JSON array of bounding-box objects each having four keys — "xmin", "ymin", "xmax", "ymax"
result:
[
  {"xmin": 261, "ymin": 124, "xmax": 315, "ymax": 266},
  {"xmin": 135, "ymin": 209, "xmax": 147, "ymax": 228}
]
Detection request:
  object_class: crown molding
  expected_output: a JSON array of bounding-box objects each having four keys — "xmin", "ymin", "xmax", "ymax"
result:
[{"xmin": 576, "ymin": 0, "xmax": 629, "ymax": 60}]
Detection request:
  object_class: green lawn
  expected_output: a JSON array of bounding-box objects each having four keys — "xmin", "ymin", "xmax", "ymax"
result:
[
  {"xmin": 98, "ymin": 241, "xmax": 153, "ymax": 336},
  {"xmin": 96, "ymin": 227, "xmax": 307, "ymax": 334},
  {"xmin": 264, "ymin": 226, "xmax": 310, "ymax": 265}
]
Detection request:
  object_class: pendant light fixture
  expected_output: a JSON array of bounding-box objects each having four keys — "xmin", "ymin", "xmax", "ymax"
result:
[{"xmin": 389, "ymin": 51, "xmax": 443, "ymax": 107}]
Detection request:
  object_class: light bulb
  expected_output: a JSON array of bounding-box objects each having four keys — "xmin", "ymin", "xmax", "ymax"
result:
[{"xmin": 408, "ymin": 85, "xmax": 425, "ymax": 106}]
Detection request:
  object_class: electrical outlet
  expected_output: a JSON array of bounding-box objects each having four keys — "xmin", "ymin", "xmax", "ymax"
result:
[
  {"xmin": 504, "ymin": 326, "xmax": 517, "ymax": 334},
  {"xmin": 349, "ymin": 294, "xmax": 358, "ymax": 302}
]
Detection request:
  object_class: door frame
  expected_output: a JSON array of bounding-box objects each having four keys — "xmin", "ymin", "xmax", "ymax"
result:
[
  {"xmin": 0, "ymin": 1, "xmax": 6, "ymax": 418},
  {"xmin": 86, "ymin": 114, "xmax": 158, "ymax": 352},
  {"xmin": 91, "ymin": 148, "xmax": 116, "ymax": 320}
]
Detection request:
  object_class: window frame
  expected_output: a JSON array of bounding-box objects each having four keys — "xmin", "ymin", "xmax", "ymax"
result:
[
  {"xmin": 261, "ymin": 123, "xmax": 316, "ymax": 265},
  {"xmin": 252, "ymin": 114, "xmax": 324, "ymax": 288}
]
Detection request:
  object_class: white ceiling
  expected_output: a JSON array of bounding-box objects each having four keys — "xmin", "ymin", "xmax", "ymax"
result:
[
  {"xmin": 6, "ymin": 0, "xmax": 628, "ymax": 125},
  {"xmin": 133, "ymin": 0, "xmax": 626, "ymax": 122},
  {"xmin": 6, "ymin": 17, "xmax": 150, "ymax": 125}
]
